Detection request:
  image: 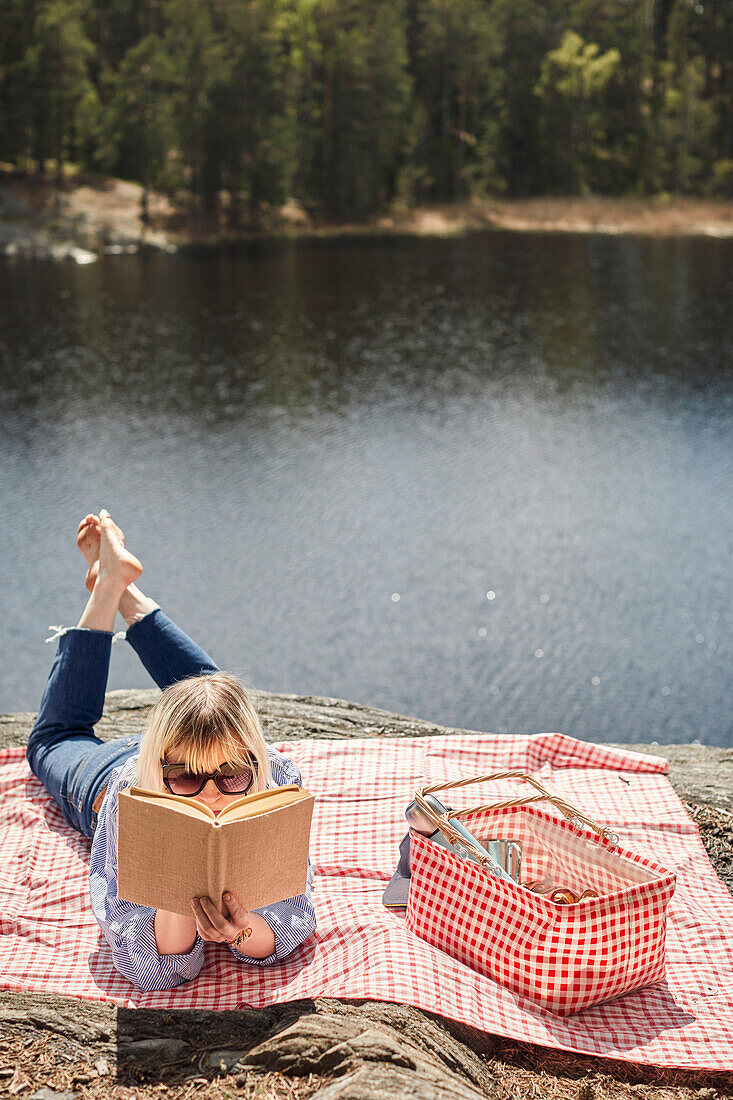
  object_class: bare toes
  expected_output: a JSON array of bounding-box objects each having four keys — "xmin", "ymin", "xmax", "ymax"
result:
[
  {"xmin": 77, "ymin": 516, "xmax": 98, "ymax": 539},
  {"xmin": 100, "ymin": 511, "xmax": 126, "ymax": 545}
]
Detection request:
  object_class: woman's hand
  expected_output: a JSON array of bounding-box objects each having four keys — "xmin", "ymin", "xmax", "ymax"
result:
[
  {"xmin": 190, "ymin": 892, "xmax": 276, "ymax": 958},
  {"xmin": 190, "ymin": 892, "xmax": 250, "ymax": 943}
]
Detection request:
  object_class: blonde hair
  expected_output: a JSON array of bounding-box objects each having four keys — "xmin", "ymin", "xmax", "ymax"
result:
[{"xmin": 134, "ymin": 672, "xmax": 272, "ymax": 793}]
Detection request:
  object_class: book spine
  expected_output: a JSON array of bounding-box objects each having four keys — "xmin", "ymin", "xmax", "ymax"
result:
[{"xmin": 209, "ymin": 826, "xmax": 226, "ymax": 908}]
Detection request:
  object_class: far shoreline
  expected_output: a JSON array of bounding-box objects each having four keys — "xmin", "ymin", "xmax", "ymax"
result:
[
  {"xmin": 1, "ymin": 170, "xmax": 732, "ymax": 262},
  {"xmin": 270, "ymin": 195, "xmax": 733, "ymax": 242}
]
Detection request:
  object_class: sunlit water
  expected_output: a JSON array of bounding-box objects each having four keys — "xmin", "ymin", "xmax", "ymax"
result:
[{"xmin": 1, "ymin": 232, "xmax": 731, "ymax": 744}]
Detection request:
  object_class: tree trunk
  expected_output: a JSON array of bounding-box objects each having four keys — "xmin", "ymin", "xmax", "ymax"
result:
[{"xmin": 55, "ymin": 23, "xmax": 64, "ymax": 195}]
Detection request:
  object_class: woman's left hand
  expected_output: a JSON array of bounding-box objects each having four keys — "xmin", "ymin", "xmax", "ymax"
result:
[{"xmin": 190, "ymin": 892, "xmax": 252, "ymax": 944}]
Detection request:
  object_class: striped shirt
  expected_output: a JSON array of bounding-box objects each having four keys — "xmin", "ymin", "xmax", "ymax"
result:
[{"xmin": 88, "ymin": 747, "xmax": 316, "ymax": 991}]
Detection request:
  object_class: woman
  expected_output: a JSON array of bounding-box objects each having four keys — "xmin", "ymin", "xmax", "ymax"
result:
[{"xmin": 27, "ymin": 511, "xmax": 316, "ymax": 992}]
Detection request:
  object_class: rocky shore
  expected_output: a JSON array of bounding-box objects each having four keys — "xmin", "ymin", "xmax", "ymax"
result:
[
  {"xmin": 1, "ymin": 689, "xmax": 732, "ymax": 1100},
  {"xmin": 1, "ymin": 171, "xmax": 732, "ymax": 263}
]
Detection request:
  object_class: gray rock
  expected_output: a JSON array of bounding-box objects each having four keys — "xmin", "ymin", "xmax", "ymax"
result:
[
  {"xmin": 120, "ymin": 1037, "xmax": 189, "ymax": 1061},
  {"xmin": 24, "ymin": 1006, "xmax": 111, "ymax": 1043},
  {"xmin": 47, "ymin": 242, "xmax": 97, "ymax": 264},
  {"xmin": 207, "ymin": 1049, "xmax": 246, "ymax": 1072},
  {"xmin": 3, "ymin": 687, "xmax": 732, "ymax": 814},
  {"xmin": 2, "ymin": 692, "xmax": 732, "ymax": 1100},
  {"xmin": 0, "ymin": 187, "xmax": 30, "ymax": 217},
  {"xmin": 0, "ymin": 1009, "xmax": 27, "ymax": 1023},
  {"xmin": 339, "ymin": 1027, "xmax": 417, "ymax": 1069},
  {"xmin": 241, "ymin": 1011, "xmax": 492, "ymax": 1097},
  {"xmin": 242, "ymin": 1014, "xmax": 361, "ymax": 1075},
  {"xmin": 607, "ymin": 742, "xmax": 733, "ymax": 812},
  {"xmin": 311, "ymin": 1064, "xmax": 491, "ymax": 1100},
  {"xmin": 242, "ymin": 1015, "xmax": 416, "ymax": 1077},
  {"xmin": 30, "ymin": 1090, "xmax": 77, "ymax": 1100}
]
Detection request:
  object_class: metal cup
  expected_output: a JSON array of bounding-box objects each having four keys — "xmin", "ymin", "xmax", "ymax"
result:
[{"xmin": 482, "ymin": 838, "xmax": 522, "ymax": 881}]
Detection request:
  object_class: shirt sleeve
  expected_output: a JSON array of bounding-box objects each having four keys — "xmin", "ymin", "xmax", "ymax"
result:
[
  {"xmin": 230, "ymin": 748, "xmax": 317, "ymax": 966},
  {"xmin": 88, "ymin": 759, "xmax": 205, "ymax": 992}
]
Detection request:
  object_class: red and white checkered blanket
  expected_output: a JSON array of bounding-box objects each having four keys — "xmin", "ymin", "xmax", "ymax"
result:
[{"xmin": 2, "ymin": 733, "xmax": 732, "ymax": 1070}]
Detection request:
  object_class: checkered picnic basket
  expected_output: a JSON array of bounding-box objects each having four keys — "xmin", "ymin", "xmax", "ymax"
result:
[{"xmin": 404, "ymin": 771, "xmax": 677, "ymax": 1015}]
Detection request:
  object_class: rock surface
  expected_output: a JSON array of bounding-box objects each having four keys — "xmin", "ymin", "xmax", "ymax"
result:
[
  {"xmin": 3, "ymin": 687, "xmax": 732, "ymax": 810},
  {"xmin": 1, "ymin": 688, "xmax": 732, "ymax": 1100},
  {"xmin": 0, "ymin": 177, "xmax": 175, "ymax": 260}
]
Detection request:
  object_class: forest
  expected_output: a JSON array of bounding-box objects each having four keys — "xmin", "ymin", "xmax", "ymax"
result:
[{"xmin": 1, "ymin": 0, "xmax": 732, "ymax": 223}]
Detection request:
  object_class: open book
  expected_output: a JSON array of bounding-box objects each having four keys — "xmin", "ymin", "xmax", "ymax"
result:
[{"xmin": 117, "ymin": 784, "xmax": 314, "ymax": 917}]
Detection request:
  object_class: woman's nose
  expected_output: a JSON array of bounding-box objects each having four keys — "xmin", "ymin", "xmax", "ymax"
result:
[{"xmin": 198, "ymin": 779, "xmax": 220, "ymax": 801}]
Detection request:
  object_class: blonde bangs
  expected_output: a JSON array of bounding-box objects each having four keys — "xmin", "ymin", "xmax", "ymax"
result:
[{"xmin": 165, "ymin": 727, "xmax": 261, "ymax": 772}]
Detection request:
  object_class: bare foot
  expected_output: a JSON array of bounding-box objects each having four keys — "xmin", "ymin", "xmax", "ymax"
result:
[
  {"xmin": 96, "ymin": 509, "xmax": 142, "ymax": 592},
  {"xmin": 77, "ymin": 514, "xmax": 102, "ymax": 591},
  {"xmin": 77, "ymin": 512, "xmax": 138, "ymax": 593}
]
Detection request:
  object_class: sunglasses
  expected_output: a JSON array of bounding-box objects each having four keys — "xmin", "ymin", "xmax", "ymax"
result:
[{"xmin": 161, "ymin": 760, "xmax": 257, "ymax": 797}]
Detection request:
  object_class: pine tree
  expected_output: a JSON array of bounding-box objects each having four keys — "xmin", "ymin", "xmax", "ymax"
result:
[
  {"xmin": 101, "ymin": 33, "xmax": 177, "ymax": 221},
  {"xmin": 16, "ymin": 0, "xmax": 95, "ymax": 182},
  {"xmin": 305, "ymin": 0, "xmax": 411, "ymax": 218},
  {"xmin": 409, "ymin": 0, "xmax": 502, "ymax": 202},
  {"xmin": 163, "ymin": 0, "xmax": 227, "ymax": 215}
]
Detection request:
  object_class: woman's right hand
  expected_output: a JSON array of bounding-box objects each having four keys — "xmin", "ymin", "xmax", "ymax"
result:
[{"xmin": 154, "ymin": 908, "xmax": 198, "ymax": 955}]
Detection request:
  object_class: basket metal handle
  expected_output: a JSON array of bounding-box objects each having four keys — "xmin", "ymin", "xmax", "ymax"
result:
[{"xmin": 414, "ymin": 770, "xmax": 619, "ymax": 858}]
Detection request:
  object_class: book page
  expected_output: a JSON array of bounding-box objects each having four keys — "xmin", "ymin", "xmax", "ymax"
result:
[
  {"xmin": 218, "ymin": 784, "xmax": 309, "ymax": 822},
  {"xmin": 216, "ymin": 793, "xmax": 315, "ymax": 908},
  {"xmin": 126, "ymin": 787, "xmax": 216, "ymax": 821}
]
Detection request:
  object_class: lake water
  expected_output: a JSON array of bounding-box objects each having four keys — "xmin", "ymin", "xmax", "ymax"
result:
[{"xmin": 1, "ymin": 231, "xmax": 731, "ymax": 745}]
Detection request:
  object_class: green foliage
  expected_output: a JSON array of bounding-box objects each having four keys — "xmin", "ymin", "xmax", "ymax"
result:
[
  {"xmin": 211, "ymin": 0, "xmax": 298, "ymax": 221},
  {"xmin": 657, "ymin": 57, "xmax": 717, "ymax": 194},
  {"xmin": 101, "ymin": 34, "xmax": 178, "ymax": 195},
  {"xmin": 7, "ymin": 0, "xmax": 96, "ymax": 177},
  {"xmin": 711, "ymin": 160, "xmax": 733, "ymax": 198},
  {"xmin": 0, "ymin": 0, "xmax": 729, "ymax": 216},
  {"xmin": 409, "ymin": 0, "xmax": 502, "ymax": 200},
  {"xmin": 490, "ymin": 0, "xmax": 548, "ymax": 195},
  {"xmin": 535, "ymin": 31, "xmax": 621, "ymax": 195},
  {"xmin": 300, "ymin": 0, "xmax": 412, "ymax": 218},
  {"xmin": 162, "ymin": 0, "xmax": 228, "ymax": 209}
]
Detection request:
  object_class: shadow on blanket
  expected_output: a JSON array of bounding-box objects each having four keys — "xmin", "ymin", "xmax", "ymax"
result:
[
  {"xmin": 24, "ymin": 775, "xmax": 90, "ymax": 848},
  {"xmin": 537, "ymin": 981, "xmax": 695, "ymax": 1051},
  {"xmin": 86, "ymin": 934, "xmax": 320, "ymax": 1000}
]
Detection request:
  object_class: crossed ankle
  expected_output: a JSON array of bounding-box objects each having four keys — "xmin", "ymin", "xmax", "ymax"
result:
[{"xmin": 122, "ymin": 603, "xmax": 160, "ymax": 629}]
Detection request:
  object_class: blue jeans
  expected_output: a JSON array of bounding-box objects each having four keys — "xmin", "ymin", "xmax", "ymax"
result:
[{"xmin": 26, "ymin": 609, "xmax": 219, "ymax": 839}]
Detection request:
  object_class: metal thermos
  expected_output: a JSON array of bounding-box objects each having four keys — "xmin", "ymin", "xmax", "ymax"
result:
[{"xmin": 405, "ymin": 794, "xmax": 517, "ymax": 882}]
